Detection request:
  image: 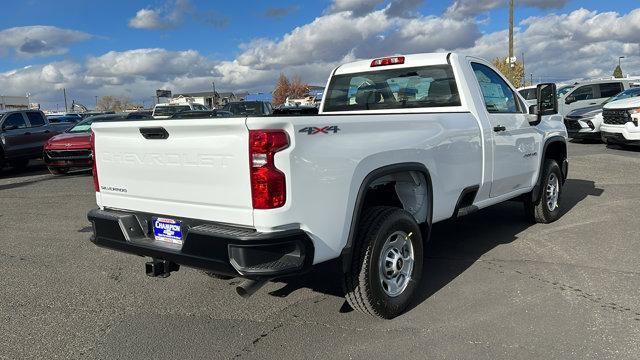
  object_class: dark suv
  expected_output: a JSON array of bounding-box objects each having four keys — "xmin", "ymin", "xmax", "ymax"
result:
[{"xmin": 0, "ymin": 109, "xmax": 72, "ymax": 171}]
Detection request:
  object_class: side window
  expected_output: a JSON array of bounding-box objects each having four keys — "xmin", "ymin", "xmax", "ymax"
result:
[
  {"xmin": 571, "ymin": 85, "xmax": 594, "ymax": 101},
  {"xmin": 2, "ymin": 113, "xmax": 28, "ymax": 130},
  {"xmin": 598, "ymin": 82, "xmax": 623, "ymax": 98},
  {"xmin": 26, "ymin": 112, "xmax": 46, "ymax": 127},
  {"xmin": 471, "ymin": 62, "xmax": 519, "ymax": 113}
]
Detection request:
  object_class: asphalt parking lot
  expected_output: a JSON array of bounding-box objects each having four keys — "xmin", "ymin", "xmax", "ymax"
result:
[{"xmin": 1, "ymin": 141, "xmax": 639, "ymax": 360}]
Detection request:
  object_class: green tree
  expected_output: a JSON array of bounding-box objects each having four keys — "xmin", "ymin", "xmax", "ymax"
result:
[
  {"xmin": 491, "ymin": 57, "xmax": 525, "ymax": 88},
  {"xmin": 613, "ymin": 65, "xmax": 623, "ymax": 78}
]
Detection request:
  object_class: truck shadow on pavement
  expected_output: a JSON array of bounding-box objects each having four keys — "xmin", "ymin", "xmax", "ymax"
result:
[
  {"xmin": 268, "ymin": 179, "xmax": 604, "ymax": 315},
  {"xmin": 407, "ymin": 178, "xmax": 603, "ymax": 313}
]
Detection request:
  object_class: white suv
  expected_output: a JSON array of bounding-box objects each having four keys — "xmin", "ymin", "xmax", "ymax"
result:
[
  {"xmin": 565, "ymin": 87, "xmax": 640, "ymax": 140},
  {"xmin": 558, "ymin": 79, "xmax": 637, "ymax": 116},
  {"xmin": 600, "ymin": 96, "xmax": 640, "ymax": 145}
]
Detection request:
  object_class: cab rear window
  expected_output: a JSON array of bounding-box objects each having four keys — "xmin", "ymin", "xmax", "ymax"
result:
[{"xmin": 323, "ymin": 65, "xmax": 460, "ymax": 112}]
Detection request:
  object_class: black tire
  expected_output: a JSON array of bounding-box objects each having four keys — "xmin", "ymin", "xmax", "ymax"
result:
[
  {"xmin": 48, "ymin": 166, "xmax": 70, "ymax": 175},
  {"xmin": 9, "ymin": 159, "xmax": 29, "ymax": 170},
  {"xmin": 524, "ymin": 159, "xmax": 563, "ymax": 223},
  {"xmin": 343, "ymin": 206, "xmax": 424, "ymax": 319},
  {"xmin": 202, "ymin": 271, "xmax": 234, "ymax": 280}
]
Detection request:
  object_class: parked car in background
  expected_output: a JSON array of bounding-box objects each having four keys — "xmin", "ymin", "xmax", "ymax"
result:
[
  {"xmin": 0, "ymin": 110, "xmax": 72, "ymax": 171},
  {"xmin": 600, "ymin": 96, "xmax": 640, "ymax": 145},
  {"xmin": 565, "ymin": 87, "xmax": 640, "ymax": 140},
  {"xmin": 47, "ymin": 114, "xmax": 83, "ymax": 124},
  {"xmin": 170, "ymin": 110, "xmax": 233, "ymax": 119},
  {"xmin": 518, "ymin": 85, "xmax": 537, "ymax": 107},
  {"xmin": 272, "ymin": 105, "xmax": 319, "ymax": 115},
  {"xmin": 558, "ymin": 79, "xmax": 636, "ymax": 116},
  {"xmin": 44, "ymin": 112, "xmax": 151, "ymax": 175},
  {"xmin": 79, "ymin": 111, "xmax": 115, "ymax": 118},
  {"xmin": 152, "ymin": 103, "xmax": 209, "ymax": 119},
  {"xmin": 556, "ymin": 84, "xmax": 574, "ymax": 98},
  {"xmin": 221, "ymin": 101, "xmax": 273, "ymax": 116}
]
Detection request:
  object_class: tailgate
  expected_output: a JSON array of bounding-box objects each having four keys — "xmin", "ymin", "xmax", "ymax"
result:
[{"xmin": 92, "ymin": 118, "xmax": 253, "ymax": 226}]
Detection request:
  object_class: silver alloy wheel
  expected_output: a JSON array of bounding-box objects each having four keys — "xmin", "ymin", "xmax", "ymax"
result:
[
  {"xmin": 378, "ymin": 230, "xmax": 414, "ymax": 297},
  {"xmin": 546, "ymin": 172, "xmax": 560, "ymax": 212}
]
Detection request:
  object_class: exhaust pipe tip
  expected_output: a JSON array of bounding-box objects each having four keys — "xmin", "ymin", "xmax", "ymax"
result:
[{"xmin": 236, "ymin": 278, "xmax": 268, "ymax": 298}]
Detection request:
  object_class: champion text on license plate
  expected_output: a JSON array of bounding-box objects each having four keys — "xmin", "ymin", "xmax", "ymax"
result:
[{"xmin": 153, "ymin": 217, "xmax": 183, "ymax": 244}]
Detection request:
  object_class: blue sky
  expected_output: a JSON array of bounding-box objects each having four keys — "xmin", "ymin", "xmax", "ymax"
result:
[{"xmin": 1, "ymin": 0, "xmax": 639, "ymax": 108}]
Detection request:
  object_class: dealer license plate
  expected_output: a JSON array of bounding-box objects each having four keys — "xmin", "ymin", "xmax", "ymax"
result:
[{"xmin": 152, "ymin": 217, "xmax": 183, "ymax": 245}]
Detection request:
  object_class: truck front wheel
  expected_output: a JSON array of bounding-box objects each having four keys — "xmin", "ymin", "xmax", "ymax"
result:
[
  {"xmin": 344, "ymin": 206, "xmax": 424, "ymax": 319},
  {"xmin": 524, "ymin": 159, "xmax": 563, "ymax": 223}
]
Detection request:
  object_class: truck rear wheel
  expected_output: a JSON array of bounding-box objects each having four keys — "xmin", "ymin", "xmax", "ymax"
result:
[
  {"xmin": 524, "ymin": 159, "xmax": 563, "ymax": 223},
  {"xmin": 344, "ymin": 206, "xmax": 423, "ymax": 319}
]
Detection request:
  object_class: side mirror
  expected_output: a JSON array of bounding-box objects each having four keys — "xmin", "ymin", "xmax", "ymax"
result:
[
  {"xmin": 564, "ymin": 95, "xmax": 575, "ymax": 105},
  {"xmin": 530, "ymin": 83, "xmax": 557, "ymax": 125}
]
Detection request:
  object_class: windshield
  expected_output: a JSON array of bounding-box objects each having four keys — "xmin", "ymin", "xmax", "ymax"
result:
[
  {"xmin": 604, "ymin": 88, "xmax": 640, "ymax": 104},
  {"xmin": 518, "ymin": 88, "xmax": 537, "ymax": 100},
  {"xmin": 222, "ymin": 102, "xmax": 263, "ymax": 116},
  {"xmin": 557, "ymin": 85, "xmax": 574, "ymax": 98},
  {"xmin": 324, "ymin": 65, "xmax": 460, "ymax": 112},
  {"xmin": 153, "ymin": 105, "xmax": 190, "ymax": 116},
  {"xmin": 67, "ymin": 118, "xmax": 94, "ymax": 133}
]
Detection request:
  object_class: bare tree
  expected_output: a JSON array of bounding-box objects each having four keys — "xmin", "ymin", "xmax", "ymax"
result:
[
  {"xmin": 97, "ymin": 96, "xmax": 132, "ymax": 112},
  {"xmin": 272, "ymin": 73, "xmax": 291, "ymax": 106},
  {"xmin": 289, "ymin": 75, "xmax": 310, "ymax": 99},
  {"xmin": 272, "ymin": 73, "xmax": 311, "ymax": 106}
]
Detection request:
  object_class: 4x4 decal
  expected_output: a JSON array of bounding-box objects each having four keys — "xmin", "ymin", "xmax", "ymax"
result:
[{"xmin": 299, "ymin": 126, "xmax": 340, "ymax": 135}]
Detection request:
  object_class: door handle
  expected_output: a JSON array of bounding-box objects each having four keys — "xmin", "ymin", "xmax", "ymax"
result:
[
  {"xmin": 493, "ymin": 125, "xmax": 506, "ymax": 132},
  {"xmin": 588, "ymin": 102, "xmax": 597, "ymax": 105},
  {"xmin": 44, "ymin": 130, "xmax": 50, "ymax": 134},
  {"xmin": 23, "ymin": 132, "xmax": 32, "ymax": 136}
]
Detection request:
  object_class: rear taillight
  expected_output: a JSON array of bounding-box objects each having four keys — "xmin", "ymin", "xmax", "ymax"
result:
[
  {"xmin": 249, "ymin": 130, "xmax": 289, "ymax": 209},
  {"xmin": 90, "ymin": 131, "xmax": 99, "ymax": 192}
]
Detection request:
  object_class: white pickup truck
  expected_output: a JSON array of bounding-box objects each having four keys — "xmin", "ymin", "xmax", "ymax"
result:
[{"xmin": 87, "ymin": 53, "xmax": 568, "ymax": 318}]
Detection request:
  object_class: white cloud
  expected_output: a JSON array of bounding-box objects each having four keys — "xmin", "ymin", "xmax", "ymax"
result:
[
  {"xmin": 328, "ymin": 0, "xmax": 387, "ymax": 16},
  {"xmin": 129, "ymin": 0, "xmax": 228, "ymax": 30},
  {"xmin": 445, "ymin": 0, "xmax": 569, "ymax": 19},
  {"xmin": 237, "ymin": 11, "xmax": 392, "ymax": 70},
  {"xmin": 0, "ymin": 26, "xmax": 90, "ymax": 57}
]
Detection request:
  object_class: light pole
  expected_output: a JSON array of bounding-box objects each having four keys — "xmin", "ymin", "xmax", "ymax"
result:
[
  {"xmin": 211, "ymin": 81, "xmax": 216, "ymax": 108},
  {"xmin": 95, "ymin": 96, "xmax": 98, "ymax": 110},
  {"xmin": 619, "ymin": 56, "xmax": 625, "ymax": 68}
]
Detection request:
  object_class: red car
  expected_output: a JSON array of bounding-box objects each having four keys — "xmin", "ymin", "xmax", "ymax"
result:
[{"xmin": 44, "ymin": 112, "xmax": 150, "ymax": 175}]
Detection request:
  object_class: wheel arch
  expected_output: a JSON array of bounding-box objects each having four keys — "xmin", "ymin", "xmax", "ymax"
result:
[
  {"xmin": 532, "ymin": 136, "xmax": 568, "ymax": 203},
  {"xmin": 340, "ymin": 162, "xmax": 433, "ymax": 272}
]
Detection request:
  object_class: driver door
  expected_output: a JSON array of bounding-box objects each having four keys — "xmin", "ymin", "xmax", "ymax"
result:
[{"xmin": 471, "ymin": 63, "xmax": 540, "ymax": 198}]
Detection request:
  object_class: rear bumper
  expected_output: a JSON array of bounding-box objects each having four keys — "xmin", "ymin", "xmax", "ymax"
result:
[{"xmin": 87, "ymin": 208, "xmax": 314, "ymax": 278}]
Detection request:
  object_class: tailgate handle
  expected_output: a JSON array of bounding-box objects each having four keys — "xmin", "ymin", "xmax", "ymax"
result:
[{"xmin": 139, "ymin": 127, "xmax": 169, "ymax": 140}]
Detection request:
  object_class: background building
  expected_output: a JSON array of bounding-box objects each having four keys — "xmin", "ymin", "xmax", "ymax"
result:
[{"xmin": 0, "ymin": 95, "xmax": 29, "ymax": 110}]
